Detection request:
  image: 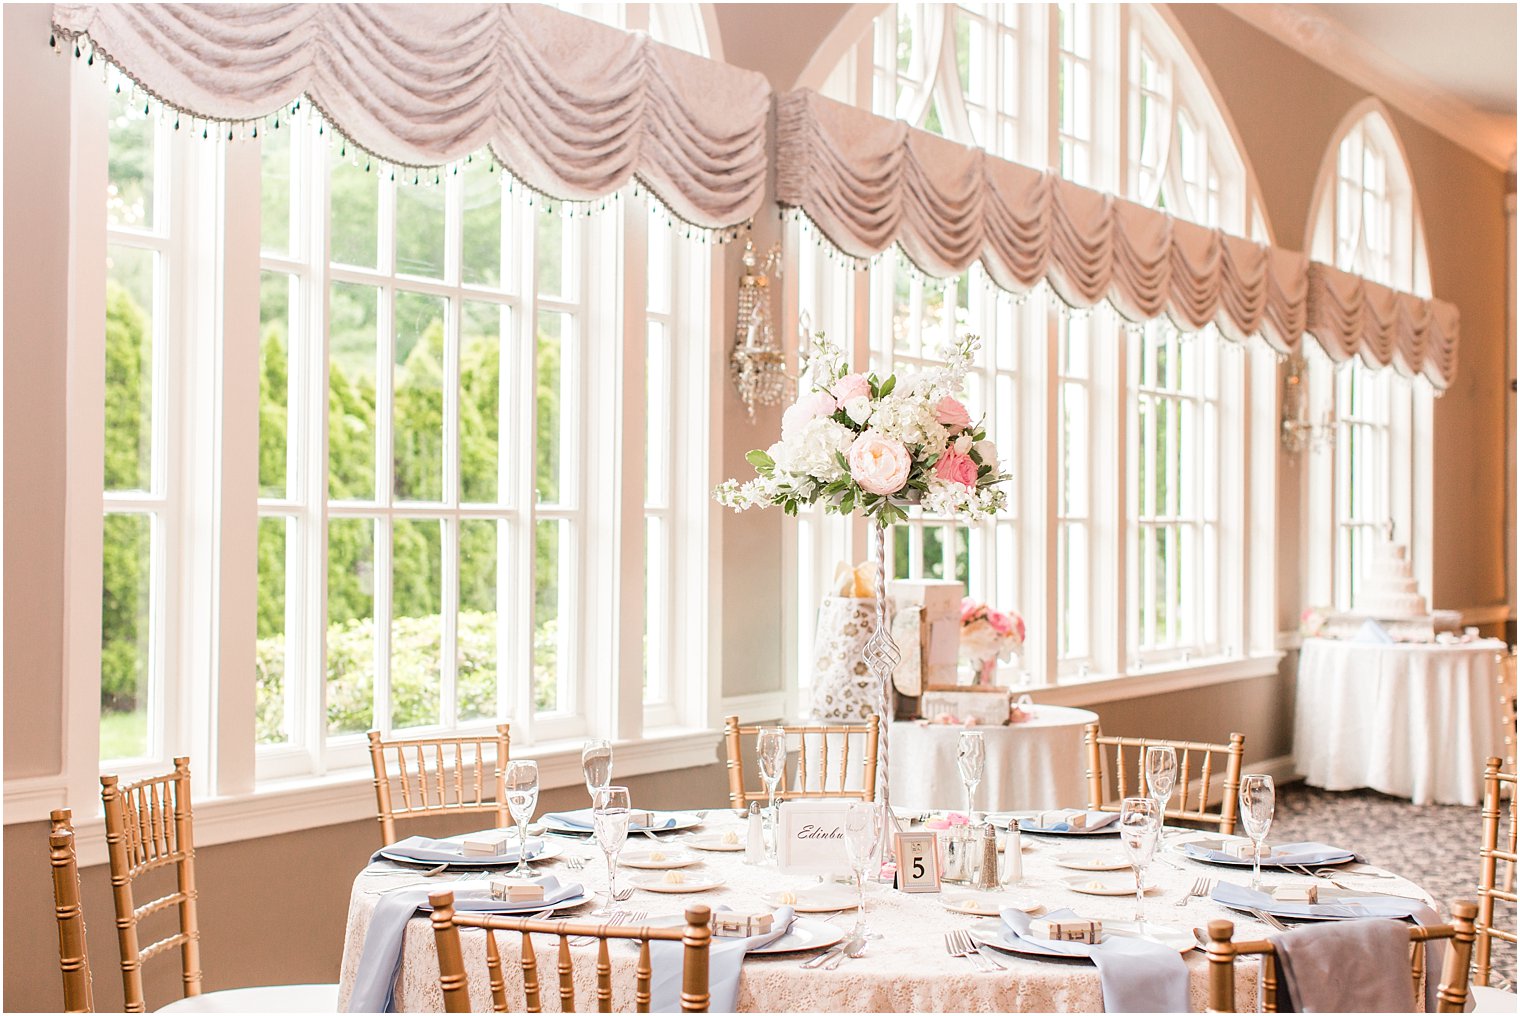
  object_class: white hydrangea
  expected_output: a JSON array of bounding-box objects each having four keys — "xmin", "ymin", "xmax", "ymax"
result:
[
  {"xmin": 868, "ymin": 394, "xmax": 950, "ymax": 457},
  {"xmin": 922, "ymin": 477, "xmax": 1008, "ymax": 518},
  {"xmin": 769, "ymin": 416, "xmax": 854, "ymax": 481}
]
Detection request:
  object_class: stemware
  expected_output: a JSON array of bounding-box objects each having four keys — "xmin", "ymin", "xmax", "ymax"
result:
[
  {"xmin": 756, "ymin": 726, "xmax": 788, "ymax": 859},
  {"xmin": 1118, "ymin": 796, "xmax": 1161, "ymax": 936},
  {"xmin": 581, "ymin": 739, "xmax": 613, "ymax": 798},
  {"xmin": 1145, "ymin": 745, "xmax": 1178, "ymax": 833},
  {"xmin": 843, "ymin": 801, "xmax": 884, "ymax": 939},
  {"xmin": 593, "ymin": 785, "xmax": 632, "ymax": 909},
  {"xmin": 1238, "ymin": 774, "xmax": 1276, "ymax": 890},
  {"xmin": 956, "ymin": 730, "xmax": 986, "ymax": 821},
  {"xmin": 504, "ymin": 760, "xmax": 541, "ymax": 876}
]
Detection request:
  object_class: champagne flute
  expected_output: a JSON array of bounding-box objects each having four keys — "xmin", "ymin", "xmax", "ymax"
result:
[
  {"xmin": 1238, "ymin": 774, "xmax": 1276, "ymax": 891},
  {"xmin": 1145, "ymin": 746, "xmax": 1178, "ymax": 835},
  {"xmin": 956, "ymin": 730, "xmax": 986, "ymax": 822},
  {"xmin": 843, "ymin": 801, "xmax": 884, "ymax": 938},
  {"xmin": 581, "ymin": 739, "xmax": 613, "ymax": 799},
  {"xmin": 756, "ymin": 727, "xmax": 787, "ymax": 859},
  {"xmin": 593, "ymin": 785, "xmax": 631, "ymax": 910},
  {"xmin": 1118, "ymin": 796, "xmax": 1161, "ymax": 936},
  {"xmin": 504, "ymin": 760, "xmax": 540, "ymax": 877}
]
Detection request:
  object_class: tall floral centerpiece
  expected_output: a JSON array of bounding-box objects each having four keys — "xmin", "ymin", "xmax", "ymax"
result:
[{"xmin": 716, "ymin": 331, "xmax": 1012, "ymax": 824}]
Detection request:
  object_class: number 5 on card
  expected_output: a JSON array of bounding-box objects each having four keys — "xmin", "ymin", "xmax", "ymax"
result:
[{"xmin": 894, "ymin": 832, "xmax": 941, "ymax": 893}]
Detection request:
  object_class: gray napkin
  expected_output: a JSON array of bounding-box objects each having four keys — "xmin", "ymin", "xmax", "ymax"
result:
[
  {"xmin": 646, "ymin": 906, "xmax": 796, "ymax": 1013},
  {"xmin": 373, "ymin": 833, "xmax": 545, "ymax": 865},
  {"xmin": 1183, "ymin": 840, "xmax": 1357, "ymax": 866},
  {"xmin": 1355, "ymin": 619, "xmax": 1395, "ymax": 644},
  {"xmin": 543, "ymin": 808, "xmax": 678, "ymax": 831},
  {"xmin": 1001, "ymin": 907, "xmax": 1189, "ymax": 1012},
  {"xmin": 1018, "ymin": 810, "xmax": 1120, "ymax": 833},
  {"xmin": 345, "ymin": 875, "xmax": 581, "ymax": 1013},
  {"xmin": 1270, "ymin": 919, "xmax": 1414, "ymax": 1012}
]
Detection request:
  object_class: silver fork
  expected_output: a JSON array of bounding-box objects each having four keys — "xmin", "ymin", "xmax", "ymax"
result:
[
  {"xmin": 1175, "ymin": 876, "xmax": 1211, "ymax": 907},
  {"xmin": 1249, "ymin": 908, "xmax": 1293, "ymax": 933},
  {"xmin": 945, "ymin": 930, "xmax": 992, "ymax": 972},
  {"xmin": 954, "ymin": 930, "xmax": 1004, "ymax": 971}
]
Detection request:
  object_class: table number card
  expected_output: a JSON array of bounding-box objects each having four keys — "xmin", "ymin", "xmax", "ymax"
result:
[
  {"xmin": 894, "ymin": 832, "xmax": 941, "ymax": 892},
  {"xmin": 775, "ymin": 800, "xmax": 852, "ymax": 874}
]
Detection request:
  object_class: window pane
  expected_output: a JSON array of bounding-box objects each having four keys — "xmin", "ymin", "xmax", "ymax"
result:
[
  {"xmin": 461, "ymin": 161, "xmax": 504, "ymax": 288},
  {"xmin": 260, "ymin": 123, "xmax": 292, "ymax": 255},
  {"xmin": 327, "ymin": 517, "xmax": 374, "ymax": 736},
  {"xmin": 646, "ymin": 320, "xmax": 670, "ymax": 502},
  {"xmin": 259, "ymin": 272, "xmax": 293, "ymax": 499},
  {"xmin": 256, "ymin": 516, "xmax": 290, "ymax": 745},
  {"xmin": 644, "ymin": 516, "xmax": 665, "ymax": 700},
  {"xmin": 534, "ymin": 518, "xmax": 564, "ymax": 712},
  {"xmin": 460, "ymin": 301, "xmax": 506, "ymax": 504},
  {"xmin": 328, "ymin": 283, "xmax": 378, "ymax": 500},
  {"xmin": 107, "ymin": 77, "xmax": 155, "ymax": 230},
  {"xmin": 458, "ymin": 519, "xmax": 501, "ymax": 723},
  {"xmin": 101, "ymin": 512, "xmax": 152, "ymax": 761},
  {"xmin": 105, "ymin": 245, "xmax": 156, "ymax": 493},
  {"xmin": 536, "ymin": 311, "xmax": 567, "ymax": 504},
  {"xmin": 391, "ymin": 518, "xmax": 442, "ymax": 730},
  {"xmin": 395, "ymin": 181, "xmax": 446, "ymax": 280},
  {"xmin": 536, "ymin": 210, "xmax": 568, "ymax": 298},
  {"xmin": 393, "ymin": 291, "xmax": 446, "ymax": 502},
  {"xmin": 330, "ymin": 151, "xmax": 379, "ymax": 268}
]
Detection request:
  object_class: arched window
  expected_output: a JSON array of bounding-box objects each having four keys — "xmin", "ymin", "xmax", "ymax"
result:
[
  {"xmin": 1304, "ymin": 106, "xmax": 1432, "ymax": 613},
  {"xmin": 790, "ymin": 3, "xmax": 1273, "ymax": 689}
]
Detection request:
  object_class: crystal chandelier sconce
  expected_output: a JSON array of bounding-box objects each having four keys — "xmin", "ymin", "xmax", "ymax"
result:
[
  {"xmin": 729, "ymin": 240, "xmax": 789, "ymax": 421},
  {"xmin": 1280, "ymin": 353, "xmax": 1336, "ymax": 454}
]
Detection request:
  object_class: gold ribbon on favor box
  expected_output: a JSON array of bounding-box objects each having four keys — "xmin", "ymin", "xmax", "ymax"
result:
[{"xmin": 832, "ymin": 560, "xmax": 880, "ymax": 599}]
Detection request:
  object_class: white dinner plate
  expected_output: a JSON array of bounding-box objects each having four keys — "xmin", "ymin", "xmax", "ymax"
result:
[
  {"xmin": 685, "ymin": 833, "xmax": 748, "ymax": 852},
  {"xmin": 378, "ymin": 836, "xmax": 564, "ymax": 869},
  {"xmin": 971, "ymin": 919, "xmax": 1195, "ymax": 957},
  {"xmin": 1016, "ymin": 820, "xmax": 1120, "ymax": 837},
  {"xmin": 632, "ymin": 914, "xmax": 846, "ymax": 955},
  {"xmin": 631, "ymin": 874, "xmax": 725, "ymax": 894},
  {"xmin": 542, "ymin": 812, "xmax": 705, "ymax": 836},
  {"xmin": 1054, "ymin": 852, "xmax": 1132, "ymax": 872},
  {"xmin": 619, "ymin": 849, "xmax": 701, "ymax": 870},
  {"xmin": 763, "ymin": 885, "xmax": 857, "ymax": 912},
  {"xmin": 1213, "ymin": 886, "xmax": 1427, "ymax": 922},
  {"xmin": 940, "ymin": 890, "xmax": 1043, "ymax": 917},
  {"xmin": 1176, "ymin": 840, "xmax": 1357, "ymax": 870},
  {"xmin": 1060, "ymin": 874, "xmax": 1160, "ymax": 897},
  {"xmin": 414, "ymin": 886, "xmax": 591, "ymax": 915}
]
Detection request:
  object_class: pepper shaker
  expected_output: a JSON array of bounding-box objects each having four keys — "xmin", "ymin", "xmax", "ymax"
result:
[{"xmin": 970, "ymin": 823, "xmax": 1001, "ymax": 890}]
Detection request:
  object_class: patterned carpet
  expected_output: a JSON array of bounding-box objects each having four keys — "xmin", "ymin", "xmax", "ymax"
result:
[{"xmin": 1273, "ymin": 781, "xmax": 1515, "ymax": 983}]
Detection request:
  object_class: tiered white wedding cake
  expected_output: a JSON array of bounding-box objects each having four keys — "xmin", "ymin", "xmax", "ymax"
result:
[{"xmin": 1356, "ymin": 542, "xmax": 1428, "ymax": 619}]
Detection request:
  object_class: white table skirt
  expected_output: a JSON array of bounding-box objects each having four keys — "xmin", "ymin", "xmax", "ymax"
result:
[
  {"xmin": 888, "ymin": 706, "xmax": 1098, "ymax": 813},
  {"xmin": 1294, "ymin": 637, "xmax": 1509, "ymax": 806}
]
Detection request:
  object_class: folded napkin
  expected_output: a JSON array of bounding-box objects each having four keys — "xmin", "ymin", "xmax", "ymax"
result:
[
  {"xmin": 1355, "ymin": 619, "xmax": 1395, "ymax": 644},
  {"xmin": 1019, "ymin": 810, "xmax": 1119, "ymax": 833},
  {"xmin": 647, "ymin": 906, "xmax": 796, "ymax": 1013},
  {"xmin": 544, "ymin": 808, "xmax": 678, "ymax": 831},
  {"xmin": 374, "ymin": 833, "xmax": 546, "ymax": 865},
  {"xmin": 346, "ymin": 875, "xmax": 581, "ymax": 1013},
  {"xmin": 1000, "ymin": 907, "xmax": 1188, "ymax": 1012},
  {"xmin": 1270, "ymin": 918, "xmax": 1415, "ymax": 1012},
  {"xmin": 1182, "ymin": 840, "xmax": 1356, "ymax": 867},
  {"xmin": 1211, "ymin": 880, "xmax": 1434, "ymax": 923}
]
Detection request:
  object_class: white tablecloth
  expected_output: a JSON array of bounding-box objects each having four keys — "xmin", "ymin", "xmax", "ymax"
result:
[
  {"xmin": 337, "ymin": 814, "xmax": 1436, "ymax": 1012},
  {"xmin": 888, "ymin": 706, "xmax": 1098, "ymax": 813},
  {"xmin": 1294, "ymin": 637, "xmax": 1509, "ymax": 806}
]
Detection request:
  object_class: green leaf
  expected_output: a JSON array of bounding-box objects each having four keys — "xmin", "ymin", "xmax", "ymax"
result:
[
  {"xmin": 878, "ymin": 375, "xmax": 896, "ymax": 398},
  {"xmin": 745, "ymin": 449, "xmax": 774, "ymax": 470}
]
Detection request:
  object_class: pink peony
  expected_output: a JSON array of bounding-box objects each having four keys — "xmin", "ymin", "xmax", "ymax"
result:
[
  {"xmin": 987, "ymin": 610, "xmax": 1013, "ymax": 636},
  {"xmin": 934, "ymin": 396, "xmax": 972, "ymax": 431},
  {"xmin": 830, "ymin": 372, "xmax": 871, "ymax": 404},
  {"xmin": 934, "ymin": 447, "xmax": 978, "ymax": 488},
  {"xmin": 847, "ymin": 432, "xmax": 912, "ymax": 495},
  {"xmin": 781, "ymin": 390, "xmax": 838, "ymax": 440}
]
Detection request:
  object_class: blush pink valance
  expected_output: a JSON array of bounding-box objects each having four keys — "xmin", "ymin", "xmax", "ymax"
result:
[
  {"xmin": 777, "ymin": 88, "xmax": 1458, "ymax": 387},
  {"xmin": 50, "ymin": 3, "xmax": 771, "ymax": 231}
]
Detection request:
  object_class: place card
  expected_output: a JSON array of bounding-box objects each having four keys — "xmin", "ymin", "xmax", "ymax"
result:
[
  {"xmin": 775, "ymin": 800, "xmax": 851, "ymax": 875},
  {"xmin": 894, "ymin": 831, "xmax": 941, "ymax": 893}
]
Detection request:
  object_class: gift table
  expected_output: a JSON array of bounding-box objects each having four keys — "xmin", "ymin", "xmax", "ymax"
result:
[{"xmin": 1294, "ymin": 637, "xmax": 1509, "ymax": 806}]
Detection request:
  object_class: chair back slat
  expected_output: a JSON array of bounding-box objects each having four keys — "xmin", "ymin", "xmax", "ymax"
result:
[
  {"xmin": 1475, "ymin": 756, "xmax": 1518, "ymax": 986},
  {"xmin": 367, "ymin": 725, "xmax": 510, "ymax": 845},
  {"xmin": 483, "ymin": 928, "xmax": 508, "ymax": 1012},
  {"xmin": 1084, "ymin": 724, "xmax": 1246, "ymax": 834},
  {"xmin": 721, "ymin": 715, "xmax": 880, "ymax": 810},
  {"xmin": 50, "ymin": 810, "xmax": 94, "ymax": 1014},
  {"xmin": 430, "ymin": 892, "xmax": 711, "ymax": 1012}
]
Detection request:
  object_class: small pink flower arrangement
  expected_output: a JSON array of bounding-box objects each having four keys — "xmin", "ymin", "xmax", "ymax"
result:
[{"xmin": 960, "ymin": 598, "xmax": 1025, "ymax": 682}]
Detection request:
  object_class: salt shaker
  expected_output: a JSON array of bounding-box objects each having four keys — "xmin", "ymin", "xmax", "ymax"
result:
[
  {"xmin": 1001, "ymin": 822, "xmax": 1024, "ymax": 884},
  {"xmin": 970, "ymin": 823, "xmax": 1000, "ymax": 890},
  {"xmin": 745, "ymin": 801, "xmax": 766, "ymax": 864}
]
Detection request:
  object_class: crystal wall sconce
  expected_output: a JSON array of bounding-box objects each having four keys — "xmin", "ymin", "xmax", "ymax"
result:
[{"xmin": 729, "ymin": 240, "xmax": 789, "ymax": 421}]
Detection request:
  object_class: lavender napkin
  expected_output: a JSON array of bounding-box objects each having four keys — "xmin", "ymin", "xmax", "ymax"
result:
[
  {"xmin": 646, "ymin": 906, "xmax": 796, "ymax": 1013},
  {"xmin": 1183, "ymin": 840, "xmax": 1356, "ymax": 867},
  {"xmin": 1019, "ymin": 810, "xmax": 1120, "ymax": 833},
  {"xmin": 1270, "ymin": 919, "xmax": 1415, "ymax": 1012},
  {"xmin": 544, "ymin": 808, "xmax": 679, "ymax": 831},
  {"xmin": 345, "ymin": 875, "xmax": 581, "ymax": 1013},
  {"xmin": 1000, "ymin": 907, "xmax": 1188, "ymax": 1012},
  {"xmin": 373, "ymin": 833, "xmax": 546, "ymax": 865}
]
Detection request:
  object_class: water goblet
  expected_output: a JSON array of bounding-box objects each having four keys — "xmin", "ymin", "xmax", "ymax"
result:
[
  {"xmin": 504, "ymin": 760, "xmax": 540, "ymax": 876},
  {"xmin": 1238, "ymin": 774, "xmax": 1276, "ymax": 890},
  {"xmin": 593, "ymin": 785, "xmax": 632, "ymax": 910},
  {"xmin": 756, "ymin": 727, "xmax": 787, "ymax": 858},
  {"xmin": 581, "ymin": 739, "xmax": 613, "ymax": 798},
  {"xmin": 956, "ymin": 730, "xmax": 986, "ymax": 822},
  {"xmin": 1145, "ymin": 745, "xmax": 1178, "ymax": 834},
  {"xmin": 1119, "ymin": 796, "xmax": 1161, "ymax": 936},
  {"xmin": 843, "ymin": 801, "xmax": 884, "ymax": 939}
]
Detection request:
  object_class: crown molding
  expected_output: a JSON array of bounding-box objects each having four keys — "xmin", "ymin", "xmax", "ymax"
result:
[{"xmin": 1222, "ymin": 3, "xmax": 1516, "ymax": 171}]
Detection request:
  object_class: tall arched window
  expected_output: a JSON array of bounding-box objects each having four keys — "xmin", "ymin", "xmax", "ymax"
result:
[
  {"xmin": 789, "ymin": 3, "xmax": 1274, "ymax": 692},
  {"xmin": 1304, "ymin": 106, "xmax": 1433, "ymax": 613}
]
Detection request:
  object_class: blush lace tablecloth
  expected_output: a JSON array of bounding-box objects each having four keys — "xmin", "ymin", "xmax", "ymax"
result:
[{"xmin": 337, "ymin": 815, "xmax": 1434, "ymax": 1012}]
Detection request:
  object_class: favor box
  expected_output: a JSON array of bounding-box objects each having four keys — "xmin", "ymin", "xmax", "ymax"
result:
[
  {"xmin": 489, "ymin": 879, "xmax": 545, "ymax": 902},
  {"xmin": 712, "ymin": 912, "xmax": 774, "ymax": 938},
  {"xmin": 1029, "ymin": 918, "xmax": 1102, "ymax": 943},
  {"xmin": 462, "ymin": 830, "xmax": 515, "ymax": 856}
]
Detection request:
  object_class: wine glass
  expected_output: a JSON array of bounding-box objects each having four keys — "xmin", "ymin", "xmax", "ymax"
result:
[
  {"xmin": 843, "ymin": 801, "xmax": 884, "ymax": 938},
  {"xmin": 756, "ymin": 727, "xmax": 787, "ymax": 858},
  {"xmin": 593, "ymin": 785, "xmax": 632, "ymax": 910},
  {"xmin": 956, "ymin": 730, "xmax": 986, "ymax": 821},
  {"xmin": 504, "ymin": 760, "xmax": 540, "ymax": 876},
  {"xmin": 1145, "ymin": 746, "xmax": 1178, "ymax": 833},
  {"xmin": 581, "ymin": 739, "xmax": 613, "ymax": 799},
  {"xmin": 1119, "ymin": 796, "xmax": 1161, "ymax": 936},
  {"xmin": 1238, "ymin": 774, "xmax": 1276, "ymax": 890}
]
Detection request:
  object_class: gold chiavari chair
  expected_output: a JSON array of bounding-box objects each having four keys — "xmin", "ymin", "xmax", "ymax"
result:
[
  {"xmin": 1476, "ymin": 756, "xmax": 1517, "ymax": 992},
  {"xmin": 1204, "ymin": 901, "xmax": 1478, "ymax": 1013},
  {"xmin": 722, "ymin": 714, "xmax": 879, "ymax": 812},
  {"xmin": 367, "ymin": 724, "xmax": 511, "ymax": 846},
  {"xmin": 1084, "ymin": 724, "xmax": 1246, "ymax": 834},
  {"xmin": 428, "ymin": 891, "xmax": 712, "ymax": 1013},
  {"xmin": 50, "ymin": 809, "xmax": 94, "ymax": 1014},
  {"xmin": 100, "ymin": 758, "xmax": 338, "ymax": 1012}
]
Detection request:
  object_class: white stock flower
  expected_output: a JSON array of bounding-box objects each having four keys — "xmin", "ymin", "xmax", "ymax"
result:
[{"xmin": 770, "ymin": 417, "xmax": 854, "ymax": 481}]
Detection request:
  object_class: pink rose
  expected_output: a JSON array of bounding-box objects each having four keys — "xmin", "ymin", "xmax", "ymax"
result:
[
  {"xmin": 934, "ymin": 396, "xmax": 972, "ymax": 431},
  {"xmin": 781, "ymin": 390, "xmax": 838, "ymax": 440},
  {"xmin": 830, "ymin": 372, "xmax": 871, "ymax": 404},
  {"xmin": 960, "ymin": 597, "xmax": 981, "ymax": 623},
  {"xmin": 934, "ymin": 447, "xmax": 978, "ymax": 488},
  {"xmin": 847, "ymin": 432, "xmax": 912, "ymax": 495},
  {"xmin": 987, "ymin": 610, "xmax": 1013, "ymax": 636}
]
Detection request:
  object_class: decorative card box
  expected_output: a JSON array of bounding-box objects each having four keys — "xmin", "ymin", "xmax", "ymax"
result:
[{"xmin": 888, "ymin": 580, "xmax": 963, "ymax": 712}]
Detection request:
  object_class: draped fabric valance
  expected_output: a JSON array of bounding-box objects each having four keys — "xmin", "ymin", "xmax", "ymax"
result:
[
  {"xmin": 777, "ymin": 89, "xmax": 1459, "ymax": 387},
  {"xmin": 51, "ymin": 3, "xmax": 772, "ymax": 232}
]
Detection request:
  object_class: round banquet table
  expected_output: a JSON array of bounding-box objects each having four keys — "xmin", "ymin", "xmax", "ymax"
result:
[
  {"xmin": 336, "ymin": 813, "xmax": 1439, "ymax": 1012},
  {"xmin": 888, "ymin": 705, "xmax": 1098, "ymax": 813},
  {"xmin": 1294, "ymin": 636, "xmax": 1509, "ymax": 806}
]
